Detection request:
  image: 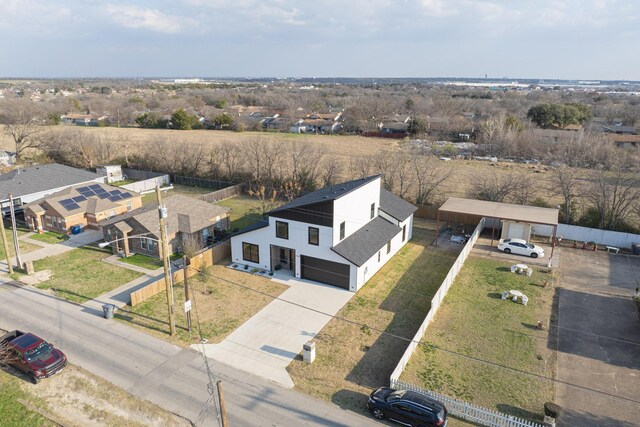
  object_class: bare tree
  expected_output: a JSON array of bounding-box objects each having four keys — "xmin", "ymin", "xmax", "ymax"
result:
[
  {"xmin": 467, "ymin": 171, "xmax": 531, "ymax": 203},
  {"xmin": 413, "ymin": 156, "xmax": 452, "ymax": 205},
  {"xmin": 320, "ymin": 155, "xmax": 342, "ymax": 187},
  {"xmin": 585, "ymin": 168, "xmax": 640, "ymax": 230},
  {"xmin": 551, "ymin": 166, "xmax": 580, "ymax": 224},
  {"xmin": 0, "ymin": 100, "xmax": 44, "ymax": 160},
  {"xmin": 218, "ymin": 142, "xmax": 244, "ymax": 182},
  {"xmin": 248, "ymin": 184, "xmax": 278, "ymax": 215}
]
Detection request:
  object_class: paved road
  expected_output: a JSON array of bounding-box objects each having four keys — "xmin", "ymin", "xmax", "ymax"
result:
[
  {"xmin": 0, "ymin": 283, "xmax": 378, "ymax": 427},
  {"xmin": 556, "ymin": 250, "xmax": 640, "ymax": 427}
]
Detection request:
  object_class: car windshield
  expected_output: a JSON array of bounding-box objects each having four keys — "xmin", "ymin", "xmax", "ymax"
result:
[
  {"xmin": 526, "ymin": 243, "xmax": 535, "ymax": 249},
  {"xmin": 387, "ymin": 390, "xmax": 407, "ymax": 402},
  {"xmin": 24, "ymin": 342, "xmax": 53, "ymax": 362}
]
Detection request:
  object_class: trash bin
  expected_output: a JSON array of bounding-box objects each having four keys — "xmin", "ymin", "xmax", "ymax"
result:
[
  {"xmin": 102, "ymin": 304, "xmax": 116, "ymax": 319},
  {"xmin": 632, "ymin": 243, "xmax": 640, "ymax": 256},
  {"xmin": 71, "ymin": 224, "xmax": 83, "ymax": 235}
]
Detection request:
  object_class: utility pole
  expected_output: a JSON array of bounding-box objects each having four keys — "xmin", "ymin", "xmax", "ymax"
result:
[
  {"xmin": 9, "ymin": 195, "xmax": 22, "ymax": 269},
  {"xmin": 156, "ymin": 186, "xmax": 176, "ymax": 336},
  {"xmin": 216, "ymin": 380, "xmax": 228, "ymax": 427},
  {"xmin": 0, "ymin": 201, "xmax": 13, "ymax": 274},
  {"xmin": 183, "ymin": 254, "xmax": 191, "ymax": 333}
]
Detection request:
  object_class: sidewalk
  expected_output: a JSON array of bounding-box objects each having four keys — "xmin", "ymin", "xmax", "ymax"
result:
[{"xmin": 82, "ymin": 271, "xmax": 165, "ymax": 313}]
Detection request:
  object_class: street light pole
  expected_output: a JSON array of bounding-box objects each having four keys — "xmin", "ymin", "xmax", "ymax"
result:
[{"xmin": 156, "ymin": 186, "xmax": 176, "ymax": 336}]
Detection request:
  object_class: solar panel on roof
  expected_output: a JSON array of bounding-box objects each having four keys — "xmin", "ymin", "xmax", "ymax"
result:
[
  {"xmin": 72, "ymin": 195, "xmax": 86, "ymax": 202},
  {"xmin": 94, "ymin": 188, "xmax": 108, "ymax": 195},
  {"xmin": 78, "ymin": 189, "xmax": 93, "ymax": 196},
  {"xmin": 61, "ymin": 202, "xmax": 80, "ymax": 211},
  {"xmin": 109, "ymin": 190, "xmax": 122, "ymax": 196},
  {"xmin": 89, "ymin": 184, "xmax": 102, "ymax": 190},
  {"xmin": 108, "ymin": 194, "xmax": 123, "ymax": 201},
  {"xmin": 96, "ymin": 193, "xmax": 110, "ymax": 199},
  {"xmin": 77, "ymin": 186, "xmax": 90, "ymax": 193},
  {"xmin": 121, "ymin": 193, "xmax": 133, "ymax": 199},
  {"xmin": 60, "ymin": 198, "xmax": 75, "ymax": 205}
]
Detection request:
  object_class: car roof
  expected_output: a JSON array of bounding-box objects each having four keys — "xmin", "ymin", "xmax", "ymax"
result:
[
  {"xmin": 504, "ymin": 238, "xmax": 527, "ymax": 244},
  {"xmin": 396, "ymin": 390, "xmax": 445, "ymax": 411},
  {"xmin": 11, "ymin": 333, "xmax": 41, "ymax": 351}
]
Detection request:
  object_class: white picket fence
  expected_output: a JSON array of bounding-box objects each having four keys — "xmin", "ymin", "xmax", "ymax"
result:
[
  {"xmin": 389, "ymin": 217, "xmax": 486, "ymax": 381},
  {"xmin": 392, "ymin": 379, "xmax": 545, "ymax": 427}
]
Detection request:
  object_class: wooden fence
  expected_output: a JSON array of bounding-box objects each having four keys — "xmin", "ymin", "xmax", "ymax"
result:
[
  {"xmin": 391, "ymin": 380, "xmax": 545, "ymax": 427},
  {"xmin": 198, "ymin": 184, "xmax": 244, "ymax": 203},
  {"xmin": 130, "ymin": 243, "xmax": 231, "ymax": 306}
]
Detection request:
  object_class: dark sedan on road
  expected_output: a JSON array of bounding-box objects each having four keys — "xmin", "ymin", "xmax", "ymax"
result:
[{"xmin": 368, "ymin": 387, "xmax": 448, "ymax": 426}]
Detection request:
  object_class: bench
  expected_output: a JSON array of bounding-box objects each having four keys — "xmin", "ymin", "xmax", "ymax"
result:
[{"xmin": 606, "ymin": 246, "xmax": 620, "ymax": 254}]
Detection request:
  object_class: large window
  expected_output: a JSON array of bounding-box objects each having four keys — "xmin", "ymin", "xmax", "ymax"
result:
[
  {"xmin": 276, "ymin": 221, "xmax": 289, "ymax": 239},
  {"xmin": 242, "ymin": 242, "xmax": 259, "ymax": 263},
  {"xmin": 340, "ymin": 221, "xmax": 345, "ymax": 240},
  {"xmin": 308, "ymin": 227, "xmax": 319, "ymax": 245},
  {"xmin": 370, "ymin": 203, "xmax": 375, "ymax": 219}
]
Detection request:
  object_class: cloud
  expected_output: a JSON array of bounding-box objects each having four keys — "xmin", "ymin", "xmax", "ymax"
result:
[{"xmin": 105, "ymin": 4, "xmax": 196, "ymax": 34}]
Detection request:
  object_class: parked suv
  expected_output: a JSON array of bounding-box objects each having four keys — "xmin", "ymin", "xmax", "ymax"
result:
[{"xmin": 368, "ymin": 387, "xmax": 448, "ymax": 426}]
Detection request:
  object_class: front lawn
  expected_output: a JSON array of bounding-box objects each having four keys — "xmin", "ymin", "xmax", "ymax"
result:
[
  {"xmin": 28, "ymin": 231, "xmax": 70, "ymax": 245},
  {"xmin": 34, "ymin": 246, "xmax": 143, "ymax": 303},
  {"xmin": 119, "ymin": 253, "xmax": 164, "ymax": 270},
  {"xmin": 0, "ymin": 227, "xmax": 39, "ymax": 259},
  {"xmin": 399, "ymin": 256, "xmax": 556, "ymax": 421},
  {"xmin": 286, "ymin": 219, "xmax": 459, "ymax": 416},
  {"xmin": 0, "ymin": 370, "xmax": 52, "ymax": 427},
  {"xmin": 115, "ymin": 262, "xmax": 288, "ymax": 346}
]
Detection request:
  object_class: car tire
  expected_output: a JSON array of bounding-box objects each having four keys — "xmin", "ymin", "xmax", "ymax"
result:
[
  {"xmin": 29, "ymin": 373, "xmax": 40, "ymax": 384},
  {"xmin": 372, "ymin": 408, "xmax": 385, "ymax": 420},
  {"xmin": 504, "ymin": 248, "xmax": 511, "ymax": 254},
  {"xmin": 531, "ymin": 253, "xmax": 538, "ymax": 258}
]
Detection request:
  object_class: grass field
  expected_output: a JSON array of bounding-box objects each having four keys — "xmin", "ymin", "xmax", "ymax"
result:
[
  {"xmin": 0, "ymin": 226, "xmax": 39, "ymax": 259},
  {"xmin": 286, "ymin": 219, "xmax": 459, "ymax": 416},
  {"xmin": 34, "ymin": 246, "xmax": 143, "ymax": 303},
  {"xmin": 27, "ymin": 231, "xmax": 69, "ymax": 245},
  {"xmin": 217, "ymin": 195, "xmax": 278, "ymax": 230},
  {"xmin": 119, "ymin": 253, "xmax": 164, "ymax": 270},
  {"xmin": 0, "ymin": 370, "xmax": 53, "ymax": 427},
  {"xmin": 115, "ymin": 262, "xmax": 288, "ymax": 346},
  {"xmin": 399, "ymin": 256, "xmax": 556, "ymax": 421}
]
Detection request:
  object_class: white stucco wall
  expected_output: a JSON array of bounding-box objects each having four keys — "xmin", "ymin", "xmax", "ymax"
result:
[{"xmin": 332, "ymin": 178, "xmax": 381, "ymax": 245}]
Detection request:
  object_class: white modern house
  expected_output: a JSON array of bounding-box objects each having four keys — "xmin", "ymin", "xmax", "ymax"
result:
[{"xmin": 230, "ymin": 175, "xmax": 417, "ymax": 291}]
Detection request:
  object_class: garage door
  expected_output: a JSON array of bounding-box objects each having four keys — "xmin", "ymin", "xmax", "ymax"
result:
[
  {"xmin": 506, "ymin": 223, "xmax": 526, "ymax": 240},
  {"xmin": 300, "ymin": 256, "xmax": 350, "ymax": 289}
]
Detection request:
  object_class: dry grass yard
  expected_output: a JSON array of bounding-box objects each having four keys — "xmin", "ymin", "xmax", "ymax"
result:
[{"xmin": 116, "ymin": 261, "xmax": 288, "ymax": 346}]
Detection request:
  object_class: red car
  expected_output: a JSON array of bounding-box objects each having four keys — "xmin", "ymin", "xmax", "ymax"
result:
[{"xmin": 1, "ymin": 330, "xmax": 67, "ymax": 383}]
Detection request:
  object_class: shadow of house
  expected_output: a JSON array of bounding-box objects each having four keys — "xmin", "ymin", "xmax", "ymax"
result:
[{"xmin": 345, "ymin": 242, "xmax": 458, "ymax": 389}]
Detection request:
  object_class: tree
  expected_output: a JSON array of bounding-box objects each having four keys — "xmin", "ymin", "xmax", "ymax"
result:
[
  {"xmin": 467, "ymin": 171, "xmax": 532, "ymax": 203},
  {"xmin": 526, "ymin": 103, "xmax": 592, "ymax": 129},
  {"xmin": 171, "ymin": 109, "xmax": 198, "ymax": 130},
  {"xmin": 135, "ymin": 112, "xmax": 165, "ymax": 128},
  {"xmin": 211, "ymin": 113, "xmax": 235, "ymax": 130},
  {"xmin": 412, "ymin": 156, "xmax": 452, "ymax": 205},
  {"xmin": 0, "ymin": 100, "xmax": 44, "ymax": 160},
  {"xmin": 248, "ymin": 184, "xmax": 278, "ymax": 215},
  {"xmin": 551, "ymin": 166, "xmax": 579, "ymax": 224},
  {"xmin": 582, "ymin": 168, "xmax": 640, "ymax": 231}
]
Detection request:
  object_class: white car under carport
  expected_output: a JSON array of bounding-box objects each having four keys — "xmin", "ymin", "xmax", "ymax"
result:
[{"xmin": 498, "ymin": 238, "xmax": 545, "ymax": 258}]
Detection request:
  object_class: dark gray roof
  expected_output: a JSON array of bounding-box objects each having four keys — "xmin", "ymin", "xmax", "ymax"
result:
[
  {"xmin": 332, "ymin": 217, "xmax": 400, "ymax": 267},
  {"xmin": 379, "ymin": 189, "xmax": 417, "ymax": 221},
  {"xmin": 230, "ymin": 219, "xmax": 270, "ymax": 237},
  {"xmin": 269, "ymin": 175, "xmax": 381, "ymax": 214},
  {"xmin": 0, "ymin": 163, "xmax": 105, "ymax": 199}
]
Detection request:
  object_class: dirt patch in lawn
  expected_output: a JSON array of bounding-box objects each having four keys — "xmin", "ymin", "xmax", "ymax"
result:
[
  {"xmin": 286, "ymin": 219, "xmax": 459, "ymax": 416},
  {"xmin": 116, "ymin": 261, "xmax": 288, "ymax": 346},
  {"xmin": 23, "ymin": 365, "xmax": 189, "ymax": 427}
]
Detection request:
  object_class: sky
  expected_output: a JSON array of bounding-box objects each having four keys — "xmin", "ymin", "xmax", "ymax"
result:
[{"xmin": 0, "ymin": 0, "xmax": 638, "ymax": 80}]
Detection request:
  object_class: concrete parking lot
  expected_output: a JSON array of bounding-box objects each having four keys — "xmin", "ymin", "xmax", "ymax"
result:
[{"xmin": 555, "ymin": 249, "xmax": 640, "ymax": 427}]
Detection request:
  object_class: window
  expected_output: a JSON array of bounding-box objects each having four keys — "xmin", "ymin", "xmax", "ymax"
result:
[
  {"xmin": 140, "ymin": 238, "xmax": 147, "ymax": 250},
  {"xmin": 308, "ymin": 227, "xmax": 319, "ymax": 245},
  {"xmin": 370, "ymin": 203, "xmax": 375, "ymax": 219},
  {"xmin": 387, "ymin": 241, "xmax": 391, "ymax": 254},
  {"xmin": 276, "ymin": 221, "xmax": 289, "ymax": 239},
  {"xmin": 377, "ymin": 251, "xmax": 381, "ymax": 262},
  {"xmin": 340, "ymin": 221, "xmax": 345, "ymax": 240},
  {"xmin": 402, "ymin": 225, "xmax": 406, "ymax": 242},
  {"xmin": 126, "ymin": 201, "xmax": 133, "ymax": 211},
  {"xmin": 242, "ymin": 242, "xmax": 259, "ymax": 263}
]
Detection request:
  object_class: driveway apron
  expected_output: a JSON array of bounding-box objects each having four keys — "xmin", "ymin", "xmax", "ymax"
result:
[{"xmin": 195, "ymin": 275, "xmax": 355, "ymax": 388}]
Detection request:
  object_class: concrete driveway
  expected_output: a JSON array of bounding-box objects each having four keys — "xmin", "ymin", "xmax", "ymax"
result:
[
  {"xmin": 195, "ymin": 273, "xmax": 355, "ymax": 388},
  {"xmin": 556, "ymin": 249, "xmax": 640, "ymax": 427}
]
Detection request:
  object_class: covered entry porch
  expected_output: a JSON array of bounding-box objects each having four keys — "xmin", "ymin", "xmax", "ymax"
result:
[{"xmin": 270, "ymin": 244, "xmax": 295, "ymax": 274}]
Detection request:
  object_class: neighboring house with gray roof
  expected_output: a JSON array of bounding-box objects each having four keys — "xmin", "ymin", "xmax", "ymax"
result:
[
  {"xmin": 23, "ymin": 183, "xmax": 142, "ymax": 234},
  {"xmin": 100, "ymin": 194, "xmax": 230, "ymax": 258},
  {"xmin": 0, "ymin": 163, "xmax": 106, "ymax": 210},
  {"xmin": 230, "ymin": 175, "xmax": 416, "ymax": 291}
]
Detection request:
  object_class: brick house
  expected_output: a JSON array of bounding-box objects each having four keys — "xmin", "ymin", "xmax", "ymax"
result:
[
  {"xmin": 100, "ymin": 195, "xmax": 230, "ymax": 258},
  {"xmin": 23, "ymin": 183, "xmax": 142, "ymax": 234}
]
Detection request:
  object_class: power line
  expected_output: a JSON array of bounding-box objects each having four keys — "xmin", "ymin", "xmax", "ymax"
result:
[{"xmin": 187, "ymin": 265, "xmax": 640, "ymax": 407}]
